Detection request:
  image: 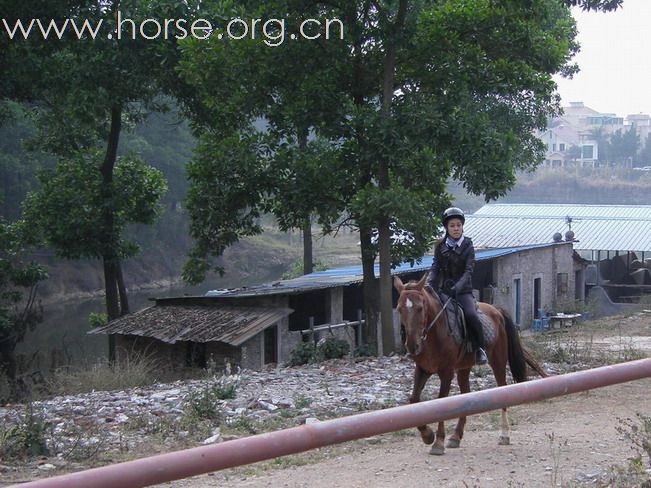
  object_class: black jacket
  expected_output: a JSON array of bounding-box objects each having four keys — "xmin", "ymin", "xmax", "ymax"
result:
[{"xmin": 426, "ymin": 236, "xmax": 475, "ymax": 295}]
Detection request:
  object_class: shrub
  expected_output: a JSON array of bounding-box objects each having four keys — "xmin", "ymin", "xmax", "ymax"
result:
[
  {"xmin": 184, "ymin": 376, "xmax": 238, "ymax": 420},
  {"xmin": 354, "ymin": 343, "xmax": 376, "ymax": 358},
  {"xmin": 318, "ymin": 337, "xmax": 350, "ymax": 360},
  {"xmin": 0, "ymin": 404, "xmax": 49, "ymax": 460},
  {"xmin": 287, "ymin": 342, "xmax": 319, "ymax": 366}
]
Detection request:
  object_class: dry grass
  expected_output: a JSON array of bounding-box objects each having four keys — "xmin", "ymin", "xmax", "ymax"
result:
[{"xmin": 47, "ymin": 352, "xmax": 163, "ymax": 396}]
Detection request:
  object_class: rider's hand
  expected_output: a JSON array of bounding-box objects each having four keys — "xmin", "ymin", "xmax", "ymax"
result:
[{"xmin": 449, "ymin": 285, "xmax": 457, "ymax": 298}]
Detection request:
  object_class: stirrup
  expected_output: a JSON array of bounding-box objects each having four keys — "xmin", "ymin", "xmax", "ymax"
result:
[{"xmin": 475, "ymin": 348, "xmax": 488, "ymax": 365}]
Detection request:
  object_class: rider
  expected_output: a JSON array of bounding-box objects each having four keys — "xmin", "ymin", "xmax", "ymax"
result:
[{"xmin": 425, "ymin": 207, "xmax": 488, "ymax": 365}]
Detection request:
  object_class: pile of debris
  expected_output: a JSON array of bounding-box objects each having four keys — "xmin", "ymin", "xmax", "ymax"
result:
[{"xmin": 0, "ymin": 354, "xmax": 505, "ymax": 474}]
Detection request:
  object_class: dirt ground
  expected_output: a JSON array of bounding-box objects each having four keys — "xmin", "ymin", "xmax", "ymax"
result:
[
  {"xmin": 167, "ymin": 313, "xmax": 651, "ymax": 488},
  {"xmin": 4, "ymin": 313, "xmax": 650, "ymax": 488},
  {"xmin": 166, "ymin": 379, "xmax": 650, "ymax": 488}
]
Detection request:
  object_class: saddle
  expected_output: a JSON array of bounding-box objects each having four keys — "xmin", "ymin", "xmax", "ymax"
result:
[{"xmin": 432, "ymin": 292, "xmax": 495, "ymax": 352}]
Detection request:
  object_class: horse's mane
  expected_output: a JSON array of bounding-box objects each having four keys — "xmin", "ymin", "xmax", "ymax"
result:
[
  {"xmin": 403, "ymin": 280, "xmax": 422, "ymax": 290},
  {"xmin": 402, "ymin": 280, "xmax": 440, "ymax": 315}
]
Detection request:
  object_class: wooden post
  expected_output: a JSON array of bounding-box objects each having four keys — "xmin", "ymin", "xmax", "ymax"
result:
[
  {"xmin": 356, "ymin": 309, "xmax": 363, "ymax": 346},
  {"xmin": 376, "ymin": 312, "xmax": 383, "ymax": 356},
  {"xmin": 309, "ymin": 316, "xmax": 315, "ymax": 345}
]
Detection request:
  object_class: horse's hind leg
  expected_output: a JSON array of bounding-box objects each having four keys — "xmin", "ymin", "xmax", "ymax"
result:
[
  {"xmin": 492, "ymin": 361, "xmax": 511, "ymax": 445},
  {"xmin": 447, "ymin": 368, "xmax": 471, "ymax": 449},
  {"xmin": 409, "ymin": 365, "xmax": 434, "ymax": 445}
]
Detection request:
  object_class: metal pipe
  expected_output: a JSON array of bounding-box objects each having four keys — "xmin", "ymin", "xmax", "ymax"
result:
[
  {"xmin": 19, "ymin": 358, "xmax": 651, "ymax": 488},
  {"xmin": 299, "ymin": 319, "xmax": 365, "ymax": 335}
]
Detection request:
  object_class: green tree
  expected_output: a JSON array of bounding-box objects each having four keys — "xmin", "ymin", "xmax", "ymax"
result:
[
  {"xmin": 0, "ymin": 219, "xmax": 47, "ymax": 396},
  {"xmin": 177, "ymin": 2, "xmax": 350, "ymax": 281},
  {"xmin": 22, "ymin": 151, "xmax": 167, "ymax": 263},
  {"xmin": 609, "ymin": 126, "xmax": 640, "ymax": 167},
  {"xmin": 638, "ymin": 133, "xmax": 651, "ymax": 167},
  {"xmin": 2, "ymin": 1, "xmax": 198, "ymax": 361},
  {"xmin": 178, "ymin": 0, "xmax": 582, "ymax": 353},
  {"xmin": 591, "ymin": 127, "xmax": 611, "ymax": 165}
]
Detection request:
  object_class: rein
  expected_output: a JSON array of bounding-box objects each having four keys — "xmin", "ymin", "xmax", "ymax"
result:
[{"xmin": 420, "ymin": 295, "xmax": 452, "ymax": 342}]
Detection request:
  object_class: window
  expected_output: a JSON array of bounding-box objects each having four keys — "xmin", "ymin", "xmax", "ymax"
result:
[
  {"xmin": 582, "ymin": 145, "xmax": 594, "ymax": 159},
  {"xmin": 559, "ymin": 143, "xmax": 565, "ymax": 151}
]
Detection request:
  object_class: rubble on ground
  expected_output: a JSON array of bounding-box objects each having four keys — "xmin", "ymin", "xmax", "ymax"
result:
[{"xmin": 0, "ymin": 355, "xmax": 510, "ymax": 471}]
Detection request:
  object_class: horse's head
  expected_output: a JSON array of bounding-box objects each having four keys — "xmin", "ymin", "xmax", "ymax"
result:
[{"xmin": 394, "ymin": 274, "xmax": 433, "ymax": 357}]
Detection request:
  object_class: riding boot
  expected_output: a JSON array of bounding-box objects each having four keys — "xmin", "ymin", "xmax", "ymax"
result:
[
  {"xmin": 458, "ymin": 293, "xmax": 487, "ymax": 365},
  {"xmin": 472, "ymin": 318, "xmax": 488, "ymax": 365}
]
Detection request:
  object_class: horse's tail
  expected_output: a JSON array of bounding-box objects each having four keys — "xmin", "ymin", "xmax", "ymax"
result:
[{"xmin": 495, "ymin": 307, "xmax": 543, "ymax": 382}]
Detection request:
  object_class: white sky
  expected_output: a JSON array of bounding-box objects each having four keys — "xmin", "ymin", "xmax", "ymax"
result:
[{"xmin": 554, "ymin": 0, "xmax": 651, "ymax": 118}]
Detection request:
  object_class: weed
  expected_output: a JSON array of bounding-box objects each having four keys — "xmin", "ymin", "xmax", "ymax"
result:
[
  {"xmin": 0, "ymin": 403, "xmax": 49, "ymax": 460},
  {"xmin": 294, "ymin": 394, "xmax": 312, "ymax": 409},
  {"xmin": 185, "ymin": 388, "xmax": 225, "ymax": 421},
  {"xmin": 48, "ymin": 352, "xmax": 161, "ymax": 395},
  {"xmin": 617, "ymin": 413, "xmax": 651, "ymax": 467},
  {"xmin": 546, "ymin": 432, "xmax": 568, "ymax": 487},
  {"xmin": 227, "ymin": 415, "xmax": 256, "ymax": 434}
]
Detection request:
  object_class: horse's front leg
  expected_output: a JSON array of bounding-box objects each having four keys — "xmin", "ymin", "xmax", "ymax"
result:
[
  {"xmin": 409, "ymin": 365, "xmax": 434, "ymax": 445},
  {"xmin": 447, "ymin": 368, "xmax": 471, "ymax": 449},
  {"xmin": 430, "ymin": 369, "xmax": 453, "ymax": 456}
]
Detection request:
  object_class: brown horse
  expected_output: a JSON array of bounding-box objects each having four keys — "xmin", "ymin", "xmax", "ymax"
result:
[{"xmin": 394, "ymin": 273, "xmax": 546, "ymax": 455}]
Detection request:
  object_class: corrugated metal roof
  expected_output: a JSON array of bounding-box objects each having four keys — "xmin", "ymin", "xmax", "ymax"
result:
[
  {"xmin": 89, "ymin": 305, "xmax": 293, "ymax": 346},
  {"xmin": 474, "ymin": 203, "xmax": 651, "ymax": 220},
  {"xmin": 467, "ymin": 204, "xmax": 651, "ymax": 252},
  {"xmin": 204, "ymin": 242, "xmax": 568, "ymax": 298}
]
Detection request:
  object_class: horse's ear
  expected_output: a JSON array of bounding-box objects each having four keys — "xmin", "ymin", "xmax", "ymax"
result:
[
  {"xmin": 393, "ymin": 275, "xmax": 405, "ymax": 292},
  {"xmin": 415, "ymin": 273, "xmax": 427, "ymax": 290}
]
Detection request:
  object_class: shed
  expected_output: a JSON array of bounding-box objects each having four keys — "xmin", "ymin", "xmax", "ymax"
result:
[
  {"xmin": 465, "ymin": 204, "xmax": 651, "ymax": 302},
  {"xmin": 91, "ymin": 241, "xmax": 582, "ymax": 370}
]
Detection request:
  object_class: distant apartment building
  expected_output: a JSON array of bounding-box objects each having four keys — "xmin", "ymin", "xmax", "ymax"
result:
[{"xmin": 537, "ymin": 101, "xmax": 651, "ymax": 168}]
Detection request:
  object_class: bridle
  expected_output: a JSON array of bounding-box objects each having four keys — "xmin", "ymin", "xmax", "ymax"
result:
[{"xmin": 420, "ymin": 294, "xmax": 452, "ymax": 343}]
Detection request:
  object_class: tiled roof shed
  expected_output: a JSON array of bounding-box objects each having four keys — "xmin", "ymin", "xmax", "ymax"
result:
[
  {"xmin": 90, "ymin": 242, "xmax": 570, "ymax": 343},
  {"xmin": 89, "ymin": 305, "xmax": 293, "ymax": 345}
]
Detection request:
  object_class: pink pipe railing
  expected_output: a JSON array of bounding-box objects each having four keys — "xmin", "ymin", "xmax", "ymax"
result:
[{"xmin": 16, "ymin": 357, "xmax": 651, "ymax": 488}]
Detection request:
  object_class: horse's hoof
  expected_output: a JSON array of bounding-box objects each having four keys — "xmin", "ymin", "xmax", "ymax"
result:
[
  {"xmin": 446, "ymin": 438, "xmax": 460, "ymax": 448},
  {"xmin": 429, "ymin": 444, "xmax": 445, "ymax": 456},
  {"xmin": 498, "ymin": 435, "xmax": 510, "ymax": 446},
  {"xmin": 420, "ymin": 430, "xmax": 435, "ymax": 445}
]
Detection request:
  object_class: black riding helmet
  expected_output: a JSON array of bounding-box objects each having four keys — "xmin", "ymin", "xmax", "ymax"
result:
[{"xmin": 442, "ymin": 207, "xmax": 465, "ymax": 226}]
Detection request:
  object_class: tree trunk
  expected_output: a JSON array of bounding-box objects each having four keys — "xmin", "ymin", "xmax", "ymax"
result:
[
  {"xmin": 100, "ymin": 103, "xmax": 123, "ymax": 362},
  {"xmin": 116, "ymin": 260, "xmax": 130, "ymax": 315},
  {"xmin": 296, "ymin": 129, "xmax": 314, "ymax": 275},
  {"xmin": 359, "ymin": 224, "xmax": 379, "ymax": 351},
  {"xmin": 0, "ymin": 340, "xmax": 17, "ymax": 382},
  {"xmin": 376, "ymin": 0, "xmax": 408, "ymax": 355},
  {"xmin": 378, "ymin": 217, "xmax": 394, "ymax": 353},
  {"xmin": 302, "ymin": 219, "xmax": 313, "ymax": 275}
]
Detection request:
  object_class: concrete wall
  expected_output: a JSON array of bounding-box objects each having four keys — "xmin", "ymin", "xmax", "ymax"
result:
[
  {"xmin": 490, "ymin": 243, "xmax": 581, "ymax": 329},
  {"xmin": 239, "ymin": 314, "xmax": 302, "ymax": 370}
]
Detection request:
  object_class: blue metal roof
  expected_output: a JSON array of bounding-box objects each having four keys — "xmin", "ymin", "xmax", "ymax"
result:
[{"xmin": 205, "ymin": 242, "xmax": 567, "ymax": 298}]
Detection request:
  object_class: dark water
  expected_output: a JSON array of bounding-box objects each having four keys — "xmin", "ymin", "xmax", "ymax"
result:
[{"xmin": 15, "ymin": 276, "xmax": 266, "ymax": 371}]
